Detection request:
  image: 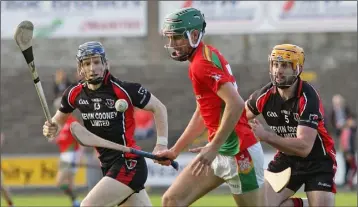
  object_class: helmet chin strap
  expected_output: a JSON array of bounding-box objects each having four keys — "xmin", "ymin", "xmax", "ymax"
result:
[{"xmin": 187, "ymin": 31, "xmax": 203, "ymax": 48}]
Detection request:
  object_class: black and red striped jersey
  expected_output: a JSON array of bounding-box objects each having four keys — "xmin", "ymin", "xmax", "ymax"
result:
[
  {"xmin": 59, "ymin": 71, "xmax": 151, "ymax": 165},
  {"xmin": 247, "ymin": 78, "xmax": 336, "ymax": 162}
]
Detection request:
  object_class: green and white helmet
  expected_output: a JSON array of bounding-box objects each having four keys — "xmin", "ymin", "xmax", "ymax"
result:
[{"xmin": 162, "ymin": 7, "xmax": 206, "ymax": 61}]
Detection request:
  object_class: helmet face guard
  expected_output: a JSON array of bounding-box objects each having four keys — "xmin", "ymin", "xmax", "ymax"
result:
[
  {"xmin": 268, "ymin": 44, "xmax": 304, "ymax": 89},
  {"xmin": 163, "ymin": 28, "xmax": 203, "ymax": 62},
  {"xmin": 76, "ymin": 41, "xmax": 107, "ymax": 85},
  {"xmin": 269, "ymin": 59, "xmax": 300, "ymax": 89}
]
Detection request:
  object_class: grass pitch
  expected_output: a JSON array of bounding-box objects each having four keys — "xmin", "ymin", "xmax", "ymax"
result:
[{"xmin": 1, "ymin": 192, "xmax": 357, "ymax": 206}]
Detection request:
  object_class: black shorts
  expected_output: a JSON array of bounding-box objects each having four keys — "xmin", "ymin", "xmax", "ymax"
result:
[
  {"xmin": 101, "ymin": 156, "xmax": 148, "ymax": 193},
  {"xmin": 267, "ymin": 153, "xmax": 337, "ymax": 193}
]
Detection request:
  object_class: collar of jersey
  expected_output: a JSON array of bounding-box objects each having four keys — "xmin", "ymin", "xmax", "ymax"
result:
[{"xmin": 190, "ymin": 41, "xmax": 204, "ymax": 62}]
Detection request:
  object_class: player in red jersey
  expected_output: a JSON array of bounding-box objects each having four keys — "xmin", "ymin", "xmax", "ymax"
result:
[
  {"xmin": 156, "ymin": 7, "xmax": 264, "ymax": 207},
  {"xmin": 51, "ymin": 97, "xmax": 82, "ymax": 207}
]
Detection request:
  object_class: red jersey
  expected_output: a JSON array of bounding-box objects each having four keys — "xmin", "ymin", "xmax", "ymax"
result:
[
  {"xmin": 189, "ymin": 42, "xmax": 257, "ymax": 156},
  {"xmin": 55, "ymin": 115, "xmax": 80, "ymax": 153}
]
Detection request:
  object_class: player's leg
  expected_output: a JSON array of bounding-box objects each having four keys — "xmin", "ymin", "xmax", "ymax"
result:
[
  {"xmin": 1, "ymin": 170, "xmax": 15, "ymax": 207},
  {"xmin": 264, "ymin": 154, "xmax": 305, "ymax": 206},
  {"xmin": 306, "ymin": 191, "xmax": 335, "ymax": 207},
  {"xmin": 304, "ymin": 171, "xmax": 336, "ymax": 206},
  {"xmin": 279, "ymin": 197, "xmax": 308, "ymax": 207},
  {"xmin": 229, "ymin": 142, "xmax": 265, "ymax": 206},
  {"xmin": 162, "ymin": 155, "xmax": 225, "ymax": 207},
  {"xmin": 58, "ymin": 152, "xmax": 80, "ymax": 206},
  {"xmin": 119, "ymin": 189, "xmax": 152, "ymax": 207},
  {"xmin": 81, "ymin": 156, "xmax": 148, "ymax": 207},
  {"xmin": 264, "ymin": 180, "xmax": 298, "ymax": 206},
  {"xmin": 81, "ymin": 176, "xmax": 134, "ymax": 207},
  {"xmin": 1, "ymin": 185, "xmax": 14, "ymax": 207}
]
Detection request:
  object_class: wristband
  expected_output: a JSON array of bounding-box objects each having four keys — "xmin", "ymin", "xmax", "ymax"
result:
[{"xmin": 156, "ymin": 136, "xmax": 168, "ymax": 146}]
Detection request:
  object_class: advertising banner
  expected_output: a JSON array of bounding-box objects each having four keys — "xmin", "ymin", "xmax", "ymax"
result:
[
  {"xmin": 159, "ymin": 1, "xmax": 265, "ymax": 34},
  {"xmin": 266, "ymin": 1, "xmax": 357, "ymax": 33},
  {"xmin": 1, "ymin": 155, "xmax": 87, "ymax": 187},
  {"xmin": 1, "ymin": 152, "xmax": 354, "ymax": 188},
  {"xmin": 1, "ymin": 1, "xmax": 147, "ymax": 39},
  {"xmin": 159, "ymin": 1, "xmax": 357, "ymax": 34}
]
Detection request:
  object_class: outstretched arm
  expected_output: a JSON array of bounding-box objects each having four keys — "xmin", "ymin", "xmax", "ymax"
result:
[
  {"xmin": 142, "ymin": 94, "xmax": 168, "ymax": 146},
  {"xmin": 171, "ymin": 102, "xmax": 206, "ymax": 155}
]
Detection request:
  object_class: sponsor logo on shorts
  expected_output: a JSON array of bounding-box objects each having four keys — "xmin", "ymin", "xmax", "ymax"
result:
[
  {"xmin": 318, "ymin": 182, "xmax": 331, "ymax": 188},
  {"xmin": 227, "ymin": 181, "xmax": 240, "ymax": 189}
]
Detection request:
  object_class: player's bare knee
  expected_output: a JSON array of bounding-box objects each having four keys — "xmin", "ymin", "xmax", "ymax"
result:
[
  {"xmin": 80, "ymin": 197, "xmax": 90, "ymax": 207},
  {"xmin": 162, "ymin": 192, "xmax": 181, "ymax": 207}
]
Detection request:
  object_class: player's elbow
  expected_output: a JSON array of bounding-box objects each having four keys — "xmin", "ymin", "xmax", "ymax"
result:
[
  {"xmin": 155, "ymin": 101, "xmax": 167, "ymax": 115},
  {"xmin": 226, "ymin": 95, "xmax": 245, "ymax": 112}
]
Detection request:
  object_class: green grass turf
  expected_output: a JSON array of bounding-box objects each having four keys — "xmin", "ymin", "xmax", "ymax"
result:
[{"xmin": 1, "ymin": 192, "xmax": 357, "ymax": 206}]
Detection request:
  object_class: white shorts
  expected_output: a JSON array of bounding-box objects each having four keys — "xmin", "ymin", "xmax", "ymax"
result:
[
  {"xmin": 211, "ymin": 142, "xmax": 264, "ymax": 194},
  {"xmin": 59, "ymin": 151, "xmax": 81, "ymax": 173}
]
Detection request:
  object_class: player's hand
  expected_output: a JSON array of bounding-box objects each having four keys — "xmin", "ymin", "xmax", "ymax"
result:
[
  {"xmin": 152, "ymin": 144, "xmax": 168, "ymax": 164},
  {"xmin": 250, "ymin": 119, "xmax": 270, "ymax": 142},
  {"xmin": 155, "ymin": 148, "xmax": 178, "ymax": 166},
  {"xmin": 43, "ymin": 121, "xmax": 59, "ymax": 139},
  {"xmin": 189, "ymin": 143, "xmax": 218, "ymax": 176}
]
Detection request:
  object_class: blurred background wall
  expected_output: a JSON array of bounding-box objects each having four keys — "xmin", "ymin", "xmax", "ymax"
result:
[{"xmin": 1, "ymin": 1, "xmax": 357, "ymax": 190}]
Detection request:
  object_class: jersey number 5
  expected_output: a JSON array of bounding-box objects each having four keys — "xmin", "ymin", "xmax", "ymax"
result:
[
  {"xmin": 225, "ymin": 64, "xmax": 238, "ymax": 89},
  {"xmin": 285, "ymin": 115, "xmax": 289, "ymax": 123}
]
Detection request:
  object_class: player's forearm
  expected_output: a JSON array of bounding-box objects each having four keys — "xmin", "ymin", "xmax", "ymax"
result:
[
  {"xmin": 172, "ymin": 108, "xmax": 206, "ymax": 154},
  {"xmin": 152, "ymin": 102, "xmax": 169, "ymax": 145},
  {"xmin": 265, "ymin": 132, "xmax": 310, "ymax": 157},
  {"xmin": 51, "ymin": 112, "xmax": 66, "ymax": 133},
  {"xmin": 211, "ymin": 101, "xmax": 244, "ymax": 148}
]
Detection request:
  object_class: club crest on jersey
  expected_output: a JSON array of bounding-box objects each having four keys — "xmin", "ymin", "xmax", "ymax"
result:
[
  {"xmin": 293, "ymin": 113, "xmax": 300, "ymax": 122},
  {"xmin": 308, "ymin": 114, "xmax": 319, "ymax": 125},
  {"xmin": 125, "ymin": 159, "xmax": 137, "ymax": 170},
  {"xmin": 105, "ymin": 99, "xmax": 115, "ymax": 109},
  {"xmin": 237, "ymin": 157, "xmax": 253, "ymax": 174},
  {"xmin": 211, "ymin": 74, "xmax": 221, "ymax": 81}
]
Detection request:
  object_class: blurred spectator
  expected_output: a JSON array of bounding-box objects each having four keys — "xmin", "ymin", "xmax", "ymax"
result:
[
  {"xmin": 54, "ymin": 69, "xmax": 71, "ymax": 97},
  {"xmin": 70, "ymin": 71, "xmax": 82, "ymax": 85},
  {"xmin": 134, "ymin": 108, "xmax": 155, "ymax": 140},
  {"xmin": 330, "ymin": 94, "xmax": 357, "ymax": 190},
  {"xmin": 84, "ymin": 147, "xmax": 102, "ymax": 192}
]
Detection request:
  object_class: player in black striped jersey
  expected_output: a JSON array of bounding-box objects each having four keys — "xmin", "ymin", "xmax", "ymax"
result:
[{"xmin": 246, "ymin": 44, "xmax": 337, "ymax": 207}]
